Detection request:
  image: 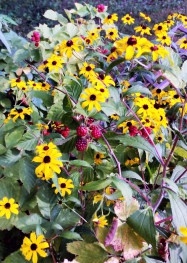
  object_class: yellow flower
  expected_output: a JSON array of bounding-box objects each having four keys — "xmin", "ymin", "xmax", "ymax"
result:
[
  {"xmin": 177, "ymin": 38, "xmax": 187, "ymax": 49},
  {"xmin": 79, "ymin": 62, "xmax": 95, "ymax": 79},
  {"xmin": 35, "ymin": 123, "xmax": 49, "ymax": 131},
  {"xmin": 90, "ymin": 73, "xmax": 115, "ymax": 87},
  {"xmin": 47, "ymin": 54, "xmax": 64, "ymax": 72},
  {"xmin": 95, "ymin": 84, "xmax": 110, "ymax": 99},
  {"xmin": 20, "ymin": 232, "xmax": 49, "ymax": 263},
  {"xmin": 35, "ymin": 142, "xmax": 58, "ymax": 155},
  {"xmin": 52, "ymin": 177, "xmax": 74, "ymax": 196},
  {"xmin": 156, "ymin": 133, "xmax": 164, "ymax": 143},
  {"xmin": 156, "ymin": 33, "xmax": 171, "ymax": 46},
  {"xmin": 56, "ymin": 37, "xmax": 83, "ymax": 58},
  {"xmin": 118, "ymin": 120, "xmax": 137, "ymax": 134},
  {"xmin": 125, "ymin": 157, "xmax": 139, "ymax": 166},
  {"xmin": 140, "ymin": 12, "xmax": 151, "ymax": 22},
  {"xmin": 38, "ymin": 82, "xmax": 51, "ymax": 91},
  {"xmin": 93, "ymin": 194, "xmax": 102, "ymax": 204},
  {"xmin": 87, "ymin": 30, "xmax": 99, "ymax": 41},
  {"xmin": 153, "ymin": 23, "xmax": 168, "ymax": 36},
  {"xmin": 179, "ymin": 227, "xmax": 187, "ymax": 244},
  {"xmin": 121, "ymin": 14, "xmax": 135, "ymax": 25},
  {"xmin": 167, "ymin": 13, "xmax": 178, "ymax": 20},
  {"xmin": 110, "ymin": 114, "xmax": 120, "ymax": 120},
  {"xmin": 134, "ymin": 25, "xmax": 152, "ymax": 36},
  {"xmin": 32, "ymin": 149, "xmax": 63, "ymax": 179},
  {"xmin": 6, "ymin": 107, "xmax": 33, "ymax": 123},
  {"xmin": 27, "ymin": 80, "xmax": 41, "ymax": 90},
  {"xmin": 81, "ymin": 87, "xmax": 105, "ymax": 111},
  {"xmin": 38, "ymin": 60, "xmax": 49, "ymax": 72},
  {"xmin": 105, "ymin": 28, "xmax": 119, "ymax": 41},
  {"xmin": 9, "ymin": 78, "xmax": 26, "ymax": 88},
  {"xmin": 0, "ymin": 197, "xmax": 19, "ymax": 219},
  {"xmin": 149, "ymin": 44, "xmax": 169, "ymax": 61},
  {"xmin": 103, "ymin": 13, "xmax": 118, "ymax": 24},
  {"xmin": 93, "ymin": 214, "xmax": 108, "ymax": 228},
  {"xmin": 84, "ymin": 37, "xmax": 94, "ymax": 45},
  {"xmin": 94, "ymin": 152, "xmax": 105, "ymax": 165},
  {"xmin": 164, "ymin": 19, "xmax": 174, "ymax": 28},
  {"xmin": 135, "ymin": 98, "xmax": 154, "ymax": 118}
]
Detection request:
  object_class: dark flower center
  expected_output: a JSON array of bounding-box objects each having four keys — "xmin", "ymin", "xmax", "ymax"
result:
[
  {"xmin": 100, "ymin": 89, "xmax": 104, "ymax": 92},
  {"xmin": 163, "ymin": 36, "xmax": 166, "ymax": 39},
  {"xmin": 99, "ymin": 74, "xmax": 104, "ymax": 80},
  {"xmin": 158, "ymin": 26, "xmax": 162, "ymax": 30},
  {"xmin": 126, "ymin": 17, "xmax": 130, "ymax": 20},
  {"xmin": 43, "ymin": 60, "xmax": 48, "ymax": 65},
  {"xmin": 158, "ymin": 136, "xmax": 162, "ymax": 141},
  {"xmin": 160, "ymin": 116, "xmax": 163, "ymax": 121},
  {"xmin": 174, "ymin": 94, "xmax": 179, "ymax": 99},
  {"xmin": 91, "ymin": 33, "xmax": 95, "ymax": 36},
  {"xmin": 156, "ymin": 89, "xmax": 161, "ymax": 94},
  {"xmin": 17, "ymin": 109, "xmax": 23, "ymax": 113},
  {"xmin": 43, "ymin": 146, "xmax": 49, "ymax": 151},
  {"xmin": 127, "ymin": 37, "xmax": 137, "ymax": 46},
  {"xmin": 52, "ymin": 61, "xmax": 57, "ymax": 65},
  {"xmin": 86, "ymin": 39, "xmax": 90, "ymax": 44},
  {"xmin": 4, "ymin": 203, "xmax": 10, "ymax": 209},
  {"xmin": 31, "ymin": 244, "xmax": 37, "ymax": 251},
  {"xmin": 42, "ymin": 83, "xmax": 46, "ymax": 87},
  {"xmin": 16, "ymin": 79, "xmax": 21, "ymax": 82},
  {"xmin": 60, "ymin": 183, "xmax": 66, "ymax": 188},
  {"xmin": 66, "ymin": 40, "xmax": 73, "ymax": 47},
  {"xmin": 108, "ymin": 15, "xmax": 112, "ymax": 19},
  {"xmin": 43, "ymin": 156, "xmax": 51, "ymax": 163},
  {"xmin": 150, "ymin": 46, "xmax": 158, "ymax": 51},
  {"xmin": 111, "ymin": 47, "xmax": 117, "ymax": 52},
  {"xmin": 109, "ymin": 32, "xmax": 114, "ymax": 35},
  {"xmin": 33, "ymin": 84, "xmax": 36, "ymax": 86},
  {"xmin": 127, "ymin": 121, "xmax": 132, "ymax": 127},
  {"xmin": 143, "ymin": 104, "xmax": 149, "ymax": 110},
  {"xmin": 154, "ymin": 103, "xmax": 160, "ymax": 109},
  {"xmin": 96, "ymin": 154, "xmax": 100, "ymax": 159},
  {"xmin": 22, "ymin": 87, "xmax": 26, "ymax": 90},
  {"xmin": 183, "ymin": 40, "xmax": 187, "ymax": 44},
  {"xmin": 142, "ymin": 25, "xmax": 147, "ymax": 29},
  {"xmin": 90, "ymin": 95, "xmax": 96, "ymax": 101},
  {"xmin": 86, "ymin": 66, "xmax": 92, "ymax": 71}
]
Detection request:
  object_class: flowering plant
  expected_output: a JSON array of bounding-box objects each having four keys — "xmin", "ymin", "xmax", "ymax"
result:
[{"xmin": 1, "ymin": 3, "xmax": 187, "ymax": 263}]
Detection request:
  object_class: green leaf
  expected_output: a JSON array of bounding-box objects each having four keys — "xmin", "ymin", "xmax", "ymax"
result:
[
  {"xmin": 58, "ymin": 136, "xmax": 76, "ymax": 153},
  {"xmin": 60, "ymin": 231, "xmax": 83, "ymax": 240},
  {"xmin": 0, "ymin": 30, "xmax": 11, "ymax": 54},
  {"xmin": 106, "ymin": 58, "xmax": 125, "ymax": 75},
  {"xmin": 111, "ymin": 177, "xmax": 132, "ymax": 206},
  {"xmin": 163, "ymin": 178, "xmax": 179, "ymax": 193},
  {"xmin": 66, "ymin": 23, "xmax": 78, "ymax": 38},
  {"xmin": 31, "ymin": 91, "xmax": 53, "ymax": 106},
  {"xmin": 168, "ymin": 191, "xmax": 187, "ymax": 232},
  {"xmin": 5, "ymin": 126, "xmax": 25, "ymax": 149},
  {"xmin": 181, "ymin": 60, "xmax": 187, "ymax": 82},
  {"xmin": 123, "ymin": 85, "xmax": 152, "ymax": 96},
  {"xmin": 16, "ymin": 130, "xmax": 39, "ymax": 151},
  {"xmin": 19, "ymin": 158, "xmax": 37, "ymax": 193},
  {"xmin": 81, "ymin": 178, "xmax": 112, "ymax": 191},
  {"xmin": 67, "ymin": 241, "xmax": 108, "ymax": 263},
  {"xmin": 15, "ymin": 214, "xmax": 46, "ymax": 233},
  {"xmin": 69, "ymin": 160, "xmax": 93, "ymax": 169},
  {"xmin": 36, "ymin": 184, "xmax": 58, "ymax": 220},
  {"xmin": 174, "ymin": 147, "xmax": 187, "ymax": 159},
  {"xmin": 108, "ymin": 86, "xmax": 120, "ymax": 103},
  {"xmin": 3, "ymin": 250, "xmax": 28, "ymax": 263},
  {"xmin": 66, "ymin": 80, "xmax": 83, "ymax": 101},
  {"xmin": 0, "ymin": 144, "xmax": 6, "ymax": 154},
  {"xmin": 0, "ymin": 149, "xmax": 21, "ymax": 166},
  {"xmin": 63, "ymin": 95, "xmax": 73, "ymax": 112},
  {"xmin": 122, "ymin": 171, "xmax": 143, "ymax": 182},
  {"xmin": 54, "ymin": 208, "xmax": 80, "ymax": 229},
  {"xmin": 144, "ymin": 256, "xmax": 164, "ymax": 263},
  {"xmin": 47, "ymin": 102, "xmax": 64, "ymax": 121},
  {"xmin": 119, "ymin": 135, "xmax": 162, "ymax": 164},
  {"xmin": 43, "ymin": 10, "xmax": 58, "ymax": 20},
  {"xmin": 126, "ymin": 207, "xmax": 156, "ymax": 247}
]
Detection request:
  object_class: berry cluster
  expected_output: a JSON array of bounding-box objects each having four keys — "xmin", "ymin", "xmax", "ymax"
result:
[
  {"xmin": 52, "ymin": 122, "xmax": 70, "ymax": 138},
  {"xmin": 31, "ymin": 31, "xmax": 40, "ymax": 47}
]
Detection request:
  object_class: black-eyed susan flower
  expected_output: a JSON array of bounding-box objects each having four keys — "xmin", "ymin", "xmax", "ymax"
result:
[
  {"xmin": 38, "ymin": 82, "xmax": 50, "ymax": 91},
  {"xmin": 20, "ymin": 232, "xmax": 49, "ymax": 263},
  {"xmin": 118, "ymin": 120, "xmax": 137, "ymax": 134},
  {"xmin": 95, "ymin": 84, "xmax": 110, "ymax": 99},
  {"xmin": 0, "ymin": 197, "xmax": 19, "ymax": 219},
  {"xmin": 153, "ymin": 23, "xmax": 168, "ymax": 36},
  {"xmin": 164, "ymin": 19, "xmax": 174, "ymax": 28},
  {"xmin": 9, "ymin": 78, "xmax": 26, "ymax": 89},
  {"xmin": 35, "ymin": 142, "xmax": 58, "ymax": 155},
  {"xmin": 27, "ymin": 80, "xmax": 41, "ymax": 90},
  {"xmin": 177, "ymin": 38, "xmax": 187, "ymax": 49},
  {"xmin": 149, "ymin": 44, "xmax": 169, "ymax": 61},
  {"xmin": 52, "ymin": 177, "xmax": 74, "ymax": 196},
  {"xmin": 93, "ymin": 214, "xmax": 108, "ymax": 228},
  {"xmin": 80, "ymin": 87, "xmax": 105, "ymax": 111},
  {"xmin": 121, "ymin": 14, "xmax": 135, "ymax": 25},
  {"xmin": 125, "ymin": 157, "xmax": 139, "ymax": 166},
  {"xmin": 93, "ymin": 194, "xmax": 102, "ymax": 204},
  {"xmin": 84, "ymin": 37, "xmax": 94, "ymax": 46},
  {"xmin": 79, "ymin": 62, "xmax": 95, "ymax": 79},
  {"xmin": 103, "ymin": 13, "xmax": 118, "ymax": 25},
  {"xmin": 179, "ymin": 227, "xmax": 187, "ymax": 244},
  {"xmin": 156, "ymin": 133, "xmax": 164, "ymax": 143},
  {"xmin": 91, "ymin": 73, "xmax": 115, "ymax": 87},
  {"xmin": 156, "ymin": 33, "xmax": 171, "ymax": 46},
  {"xmin": 87, "ymin": 30, "xmax": 99, "ymax": 41},
  {"xmin": 35, "ymin": 123, "xmax": 49, "ymax": 131},
  {"xmin": 140, "ymin": 12, "xmax": 151, "ymax": 22},
  {"xmin": 110, "ymin": 114, "xmax": 120, "ymax": 120},
  {"xmin": 5, "ymin": 107, "xmax": 33, "ymax": 123},
  {"xmin": 38, "ymin": 60, "xmax": 49, "ymax": 72},
  {"xmin": 57, "ymin": 37, "xmax": 83, "ymax": 58},
  {"xmin": 167, "ymin": 13, "xmax": 178, "ymax": 20},
  {"xmin": 134, "ymin": 25, "xmax": 152, "ymax": 36},
  {"xmin": 47, "ymin": 54, "xmax": 64, "ymax": 72},
  {"xmin": 94, "ymin": 152, "xmax": 105, "ymax": 165},
  {"xmin": 105, "ymin": 28, "xmax": 119, "ymax": 41},
  {"xmin": 135, "ymin": 97, "xmax": 154, "ymax": 118},
  {"xmin": 32, "ymin": 149, "xmax": 63, "ymax": 179}
]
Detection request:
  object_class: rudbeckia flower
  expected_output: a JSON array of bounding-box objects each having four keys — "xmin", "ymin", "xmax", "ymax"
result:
[
  {"xmin": 94, "ymin": 152, "xmax": 105, "ymax": 165},
  {"xmin": 134, "ymin": 25, "xmax": 152, "ymax": 36},
  {"xmin": 93, "ymin": 214, "xmax": 108, "ymax": 228},
  {"xmin": 47, "ymin": 54, "xmax": 64, "ymax": 72},
  {"xmin": 52, "ymin": 177, "xmax": 74, "ymax": 196},
  {"xmin": 105, "ymin": 28, "xmax": 119, "ymax": 40},
  {"xmin": 79, "ymin": 62, "xmax": 95, "ymax": 79},
  {"xmin": 156, "ymin": 33, "xmax": 171, "ymax": 46},
  {"xmin": 6, "ymin": 107, "xmax": 33, "ymax": 123},
  {"xmin": 56, "ymin": 37, "xmax": 83, "ymax": 58},
  {"xmin": 80, "ymin": 87, "xmax": 105, "ymax": 111},
  {"xmin": 103, "ymin": 13, "xmax": 118, "ymax": 24},
  {"xmin": 153, "ymin": 23, "xmax": 168, "ymax": 36},
  {"xmin": 87, "ymin": 30, "xmax": 99, "ymax": 41},
  {"xmin": 140, "ymin": 12, "xmax": 151, "ymax": 22},
  {"xmin": 35, "ymin": 142, "xmax": 58, "ymax": 155},
  {"xmin": 0, "ymin": 197, "xmax": 19, "ymax": 219},
  {"xmin": 179, "ymin": 227, "xmax": 187, "ymax": 244},
  {"xmin": 9, "ymin": 78, "xmax": 26, "ymax": 88},
  {"xmin": 121, "ymin": 14, "xmax": 135, "ymax": 25},
  {"xmin": 177, "ymin": 38, "xmax": 187, "ymax": 49},
  {"xmin": 20, "ymin": 232, "xmax": 49, "ymax": 263}
]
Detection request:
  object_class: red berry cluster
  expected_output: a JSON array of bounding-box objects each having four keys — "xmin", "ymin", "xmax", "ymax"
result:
[
  {"xmin": 52, "ymin": 122, "xmax": 70, "ymax": 138},
  {"xmin": 31, "ymin": 31, "xmax": 40, "ymax": 47}
]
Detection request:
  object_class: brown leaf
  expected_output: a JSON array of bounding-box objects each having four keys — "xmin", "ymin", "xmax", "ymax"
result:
[{"xmin": 114, "ymin": 198, "xmax": 140, "ymax": 221}]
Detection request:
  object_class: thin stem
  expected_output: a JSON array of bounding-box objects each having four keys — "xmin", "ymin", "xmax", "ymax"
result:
[
  {"xmin": 62, "ymin": 166, "xmax": 71, "ymax": 177},
  {"xmin": 122, "ymin": 100, "xmax": 165, "ymax": 166},
  {"xmin": 174, "ymin": 167, "xmax": 187, "ymax": 183},
  {"xmin": 101, "ymin": 133, "xmax": 121, "ymax": 177},
  {"xmin": 48, "ymin": 243, "xmax": 57, "ymax": 263},
  {"xmin": 155, "ymin": 216, "xmax": 173, "ymax": 225}
]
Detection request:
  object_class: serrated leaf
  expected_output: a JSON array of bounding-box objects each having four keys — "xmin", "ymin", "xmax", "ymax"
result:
[
  {"xmin": 5, "ymin": 126, "xmax": 25, "ymax": 149},
  {"xmin": 0, "ymin": 149, "xmax": 21, "ymax": 166},
  {"xmin": 66, "ymin": 23, "xmax": 78, "ymax": 38},
  {"xmin": 168, "ymin": 191, "xmax": 187, "ymax": 232},
  {"xmin": 0, "ymin": 144, "xmax": 6, "ymax": 154},
  {"xmin": 63, "ymin": 95, "xmax": 73, "ymax": 112},
  {"xmin": 111, "ymin": 177, "xmax": 132, "ymax": 206},
  {"xmin": 66, "ymin": 80, "xmax": 83, "ymax": 101},
  {"xmin": 46, "ymin": 102, "xmax": 64, "ymax": 121},
  {"xmin": 127, "ymin": 207, "xmax": 156, "ymax": 247},
  {"xmin": 19, "ymin": 158, "xmax": 37, "ymax": 193},
  {"xmin": 114, "ymin": 198, "xmax": 140, "ymax": 221},
  {"xmin": 31, "ymin": 91, "xmax": 53, "ymax": 106},
  {"xmin": 3, "ymin": 250, "xmax": 28, "ymax": 263},
  {"xmin": 69, "ymin": 160, "xmax": 93, "ymax": 169},
  {"xmin": 60, "ymin": 231, "xmax": 83, "ymax": 240},
  {"xmin": 58, "ymin": 136, "xmax": 76, "ymax": 153},
  {"xmin": 54, "ymin": 208, "xmax": 80, "ymax": 228},
  {"xmin": 15, "ymin": 214, "xmax": 46, "ymax": 233},
  {"xmin": 36, "ymin": 184, "xmax": 58, "ymax": 219},
  {"xmin": 16, "ymin": 131, "xmax": 39, "ymax": 151},
  {"xmin": 81, "ymin": 178, "xmax": 112, "ymax": 191},
  {"xmin": 67, "ymin": 241, "xmax": 108, "ymax": 263}
]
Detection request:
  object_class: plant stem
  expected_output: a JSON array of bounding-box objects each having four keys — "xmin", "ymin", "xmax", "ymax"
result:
[
  {"xmin": 48, "ymin": 243, "xmax": 57, "ymax": 263},
  {"xmin": 174, "ymin": 167, "xmax": 187, "ymax": 183},
  {"xmin": 155, "ymin": 215, "xmax": 173, "ymax": 225}
]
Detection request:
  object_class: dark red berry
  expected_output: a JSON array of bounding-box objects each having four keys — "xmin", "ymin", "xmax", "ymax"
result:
[
  {"xmin": 61, "ymin": 130, "xmax": 69, "ymax": 137},
  {"xmin": 75, "ymin": 138, "xmax": 87, "ymax": 152},
  {"xmin": 90, "ymin": 125, "xmax": 101, "ymax": 139},
  {"xmin": 76, "ymin": 126, "xmax": 88, "ymax": 137}
]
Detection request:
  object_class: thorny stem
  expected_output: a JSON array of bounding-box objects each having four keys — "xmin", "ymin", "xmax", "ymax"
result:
[
  {"xmin": 122, "ymin": 100, "xmax": 165, "ymax": 166},
  {"xmin": 101, "ymin": 133, "xmax": 122, "ymax": 177}
]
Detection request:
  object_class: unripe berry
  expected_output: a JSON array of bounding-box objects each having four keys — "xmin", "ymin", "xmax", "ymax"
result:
[
  {"xmin": 75, "ymin": 138, "xmax": 87, "ymax": 152},
  {"xmin": 76, "ymin": 126, "xmax": 88, "ymax": 137}
]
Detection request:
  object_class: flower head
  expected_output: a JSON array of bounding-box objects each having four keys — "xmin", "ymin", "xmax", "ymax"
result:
[
  {"xmin": 0, "ymin": 197, "xmax": 19, "ymax": 219},
  {"xmin": 20, "ymin": 232, "xmax": 49, "ymax": 263},
  {"xmin": 121, "ymin": 14, "xmax": 135, "ymax": 25},
  {"xmin": 5, "ymin": 107, "xmax": 33, "ymax": 123},
  {"xmin": 140, "ymin": 12, "xmax": 151, "ymax": 22},
  {"xmin": 52, "ymin": 177, "xmax": 74, "ymax": 196},
  {"xmin": 81, "ymin": 87, "xmax": 105, "ymax": 111},
  {"xmin": 47, "ymin": 54, "xmax": 64, "ymax": 72},
  {"xmin": 134, "ymin": 25, "xmax": 152, "ymax": 36},
  {"xmin": 93, "ymin": 214, "xmax": 108, "ymax": 228},
  {"xmin": 103, "ymin": 13, "xmax": 118, "ymax": 25},
  {"xmin": 56, "ymin": 37, "xmax": 83, "ymax": 58},
  {"xmin": 177, "ymin": 38, "xmax": 187, "ymax": 49},
  {"xmin": 105, "ymin": 28, "xmax": 119, "ymax": 41},
  {"xmin": 79, "ymin": 62, "xmax": 95, "ymax": 79},
  {"xmin": 94, "ymin": 152, "xmax": 105, "ymax": 165}
]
